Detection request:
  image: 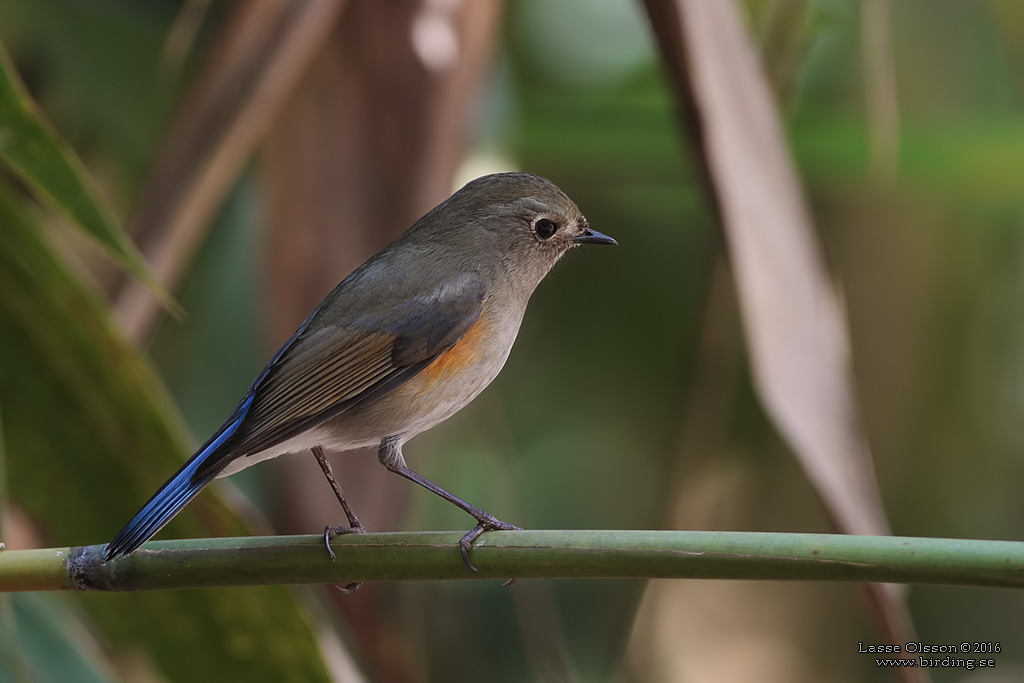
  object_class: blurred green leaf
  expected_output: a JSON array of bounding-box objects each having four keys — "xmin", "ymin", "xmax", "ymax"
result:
[
  {"xmin": 0, "ymin": 594, "xmax": 112, "ymax": 683},
  {"xmin": 0, "ymin": 188, "xmax": 330, "ymax": 682},
  {"xmin": 0, "ymin": 43, "xmax": 173, "ymax": 310}
]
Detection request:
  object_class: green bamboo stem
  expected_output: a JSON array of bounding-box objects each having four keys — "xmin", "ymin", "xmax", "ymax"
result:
[{"xmin": 1, "ymin": 531, "xmax": 1022, "ymax": 592}]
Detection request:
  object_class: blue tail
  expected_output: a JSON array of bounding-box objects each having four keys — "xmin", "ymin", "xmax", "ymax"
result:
[{"xmin": 103, "ymin": 397, "xmax": 253, "ymax": 561}]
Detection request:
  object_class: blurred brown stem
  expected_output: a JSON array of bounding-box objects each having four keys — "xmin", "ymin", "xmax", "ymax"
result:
[
  {"xmin": 862, "ymin": 0, "xmax": 900, "ymax": 183},
  {"xmin": 114, "ymin": 0, "xmax": 346, "ymax": 341},
  {"xmin": 640, "ymin": 0, "xmax": 920, "ymax": 677}
]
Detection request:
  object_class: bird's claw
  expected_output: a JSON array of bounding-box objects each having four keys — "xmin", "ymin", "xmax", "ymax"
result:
[
  {"xmin": 322, "ymin": 524, "xmax": 365, "ymax": 593},
  {"xmin": 323, "ymin": 523, "xmax": 365, "ymax": 561},
  {"xmin": 334, "ymin": 581, "xmax": 362, "ymax": 594},
  {"xmin": 458, "ymin": 516, "xmax": 521, "ymax": 571}
]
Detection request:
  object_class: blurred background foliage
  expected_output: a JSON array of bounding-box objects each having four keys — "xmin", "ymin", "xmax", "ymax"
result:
[{"xmin": 1, "ymin": 0, "xmax": 1023, "ymax": 681}]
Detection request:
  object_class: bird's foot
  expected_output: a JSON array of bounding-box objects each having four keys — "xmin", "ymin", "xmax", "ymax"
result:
[
  {"xmin": 323, "ymin": 524, "xmax": 366, "ymax": 594},
  {"xmin": 323, "ymin": 523, "xmax": 365, "ymax": 561},
  {"xmin": 333, "ymin": 581, "xmax": 362, "ymax": 594},
  {"xmin": 458, "ymin": 514, "xmax": 520, "ymax": 572}
]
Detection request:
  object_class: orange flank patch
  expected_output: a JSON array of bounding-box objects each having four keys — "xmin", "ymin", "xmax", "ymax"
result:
[{"xmin": 416, "ymin": 315, "xmax": 493, "ymax": 390}]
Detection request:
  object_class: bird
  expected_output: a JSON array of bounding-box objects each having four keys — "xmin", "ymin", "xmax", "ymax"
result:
[{"xmin": 104, "ymin": 172, "xmax": 616, "ymax": 567}]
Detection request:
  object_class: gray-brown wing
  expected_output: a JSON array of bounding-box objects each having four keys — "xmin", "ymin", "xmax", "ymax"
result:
[{"xmin": 222, "ymin": 272, "xmax": 487, "ymax": 460}]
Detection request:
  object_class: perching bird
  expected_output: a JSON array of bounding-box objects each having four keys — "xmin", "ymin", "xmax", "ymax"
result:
[{"xmin": 104, "ymin": 172, "xmax": 616, "ymax": 566}]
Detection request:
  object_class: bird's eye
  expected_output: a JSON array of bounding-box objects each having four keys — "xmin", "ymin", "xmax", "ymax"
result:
[{"xmin": 534, "ymin": 218, "xmax": 558, "ymax": 240}]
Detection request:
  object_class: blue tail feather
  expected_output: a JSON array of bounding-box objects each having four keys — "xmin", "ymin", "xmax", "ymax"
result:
[{"xmin": 104, "ymin": 396, "xmax": 253, "ymax": 561}]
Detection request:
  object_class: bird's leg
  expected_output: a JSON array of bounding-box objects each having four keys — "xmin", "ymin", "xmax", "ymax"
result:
[
  {"xmin": 377, "ymin": 437, "xmax": 520, "ymax": 571},
  {"xmin": 311, "ymin": 446, "xmax": 364, "ymax": 593},
  {"xmin": 313, "ymin": 446, "xmax": 365, "ymax": 540}
]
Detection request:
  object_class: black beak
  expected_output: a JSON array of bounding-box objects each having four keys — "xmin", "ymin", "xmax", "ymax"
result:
[{"xmin": 573, "ymin": 228, "xmax": 617, "ymax": 246}]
